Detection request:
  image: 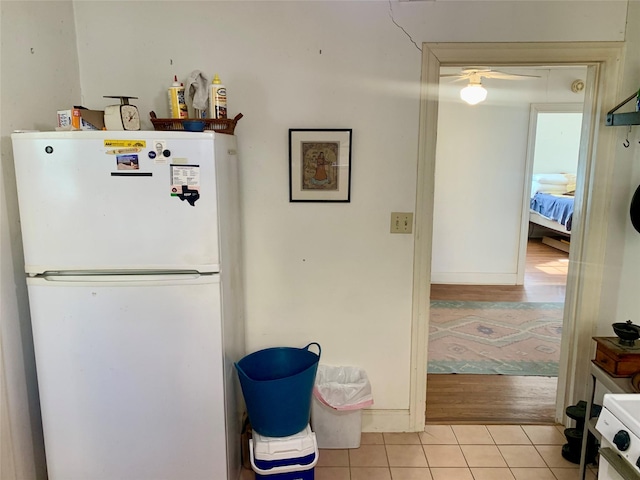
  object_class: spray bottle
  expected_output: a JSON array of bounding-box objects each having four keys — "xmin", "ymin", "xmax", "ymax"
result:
[
  {"xmin": 168, "ymin": 75, "xmax": 188, "ymax": 119},
  {"xmin": 209, "ymin": 74, "xmax": 227, "ymax": 119}
]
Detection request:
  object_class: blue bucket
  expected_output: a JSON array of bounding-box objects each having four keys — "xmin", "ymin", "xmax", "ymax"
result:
[{"xmin": 235, "ymin": 343, "xmax": 321, "ymax": 437}]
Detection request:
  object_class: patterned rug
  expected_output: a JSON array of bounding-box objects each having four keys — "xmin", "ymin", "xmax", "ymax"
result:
[{"xmin": 428, "ymin": 301, "xmax": 563, "ymax": 376}]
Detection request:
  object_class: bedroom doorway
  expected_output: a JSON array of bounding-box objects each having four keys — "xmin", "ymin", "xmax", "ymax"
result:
[
  {"xmin": 518, "ymin": 102, "xmax": 584, "ymax": 284},
  {"xmin": 427, "ymin": 67, "xmax": 582, "ymax": 424},
  {"xmin": 407, "ymin": 42, "xmax": 624, "ymax": 432}
]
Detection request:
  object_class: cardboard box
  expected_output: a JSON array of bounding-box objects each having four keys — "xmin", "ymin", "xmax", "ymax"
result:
[
  {"xmin": 241, "ymin": 413, "xmax": 252, "ymax": 470},
  {"xmin": 57, "ymin": 106, "xmax": 105, "ymax": 131}
]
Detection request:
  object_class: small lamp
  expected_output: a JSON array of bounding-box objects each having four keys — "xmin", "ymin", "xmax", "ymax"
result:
[{"xmin": 460, "ymin": 82, "xmax": 488, "ymax": 105}]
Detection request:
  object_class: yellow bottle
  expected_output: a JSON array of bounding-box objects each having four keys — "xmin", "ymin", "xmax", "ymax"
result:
[
  {"xmin": 209, "ymin": 74, "xmax": 227, "ymax": 119},
  {"xmin": 168, "ymin": 75, "xmax": 188, "ymax": 119}
]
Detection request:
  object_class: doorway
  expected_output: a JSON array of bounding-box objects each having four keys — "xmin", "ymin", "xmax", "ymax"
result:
[
  {"xmin": 520, "ymin": 103, "xmax": 583, "ymax": 282},
  {"xmin": 426, "ymin": 78, "xmax": 584, "ymax": 423},
  {"xmin": 406, "ymin": 42, "xmax": 624, "ymax": 432}
]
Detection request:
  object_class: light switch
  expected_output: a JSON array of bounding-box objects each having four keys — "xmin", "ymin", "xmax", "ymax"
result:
[{"xmin": 390, "ymin": 212, "xmax": 413, "ymax": 234}]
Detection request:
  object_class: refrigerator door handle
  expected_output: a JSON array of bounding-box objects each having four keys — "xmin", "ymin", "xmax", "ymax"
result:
[{"xmin": 36, "ymin": 272, "xmax": 214, "ymax": 285}]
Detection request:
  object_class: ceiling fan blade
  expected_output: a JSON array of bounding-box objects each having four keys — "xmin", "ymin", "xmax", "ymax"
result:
[
  {"xmin": 461, "ymin": 67, "xmax": 492, "ymax": 75},
  {"xmin": 484, "ymin": 71, "xmax": 541, "ymax": 80},
  {"xmin": 440, "ymin": 76, "xmax": 472, "ymax": 83}
]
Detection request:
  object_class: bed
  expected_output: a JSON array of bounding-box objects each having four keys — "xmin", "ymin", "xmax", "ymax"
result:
[
  {"xmin": 529, "ymin": 173, "xmax": 576, "ymax": 238},
  {"xmin": 530, "ymin": 192, "xmax": 574, "ymax": 235}
]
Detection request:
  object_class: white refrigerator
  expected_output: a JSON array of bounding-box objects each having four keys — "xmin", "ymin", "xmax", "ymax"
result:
[{"xmin": 11, "ymin": 130, "xmax": 245, "ymax": 480}]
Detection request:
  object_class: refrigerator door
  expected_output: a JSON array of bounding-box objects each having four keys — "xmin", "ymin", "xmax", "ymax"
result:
[
  {"xmin": 27, "ymin": 274, "xmax": 227, "ymax": 480},
  {"xmin": 11, "ymin": 131, "xmax": 238, "ymax": 274}
]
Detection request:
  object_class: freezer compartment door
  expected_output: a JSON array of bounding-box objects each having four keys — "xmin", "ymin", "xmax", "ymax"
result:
[
  {"xmin": 11, "ymin": 132, "xmax": 237, "ymax": 274},
  {"xmin": 27, "ymin": 274, "xmax": 227, "ymax": 480}
]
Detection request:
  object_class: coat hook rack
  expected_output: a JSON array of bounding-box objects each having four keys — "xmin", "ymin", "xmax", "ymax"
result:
[
  {"xmin": 606, "ymin": 90, "xmax": 640, "ymax": 126},
  {"xmin": 623, "ymin": 126, "xmax": 631, "ymax": 148}
]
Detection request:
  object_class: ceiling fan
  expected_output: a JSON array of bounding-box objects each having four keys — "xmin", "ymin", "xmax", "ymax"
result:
[{"xmin": 442, "ymin": 68, "xmax": 541, "ymax": 105}]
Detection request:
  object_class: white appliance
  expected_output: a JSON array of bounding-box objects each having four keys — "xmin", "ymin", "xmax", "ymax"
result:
[
  {"xmin": 595, "ymin": 394, "xmax": 640, "ymax": 480},
  {"xmin": 11, "ymin": 130, "xmax": 245, "ymax": 480}
]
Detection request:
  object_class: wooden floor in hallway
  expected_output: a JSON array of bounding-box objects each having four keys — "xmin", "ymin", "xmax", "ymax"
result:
[{"xmin": 426, "ymin": 238, "xmax": 569, "ymax": 424}]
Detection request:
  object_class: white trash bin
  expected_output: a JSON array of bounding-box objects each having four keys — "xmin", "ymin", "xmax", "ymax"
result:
[{"xmin": 311, "ymin": 365, "xmax": 373, "ymax": 449}]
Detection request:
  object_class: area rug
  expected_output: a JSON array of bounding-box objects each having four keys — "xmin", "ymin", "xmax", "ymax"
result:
[{"xmin": 428, "ymin": 300, "xmax": 563, "ymax": 376}]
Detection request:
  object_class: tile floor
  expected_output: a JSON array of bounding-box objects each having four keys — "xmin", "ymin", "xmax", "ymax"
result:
[{"xmin": 240, "ymin": 424, "xmax": 598, "ymax": 480}]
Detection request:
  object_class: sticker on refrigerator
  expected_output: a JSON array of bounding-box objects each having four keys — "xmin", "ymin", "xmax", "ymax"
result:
[
  {"xmin": 171, "ymin": 164, "xmax": 200, "ymax": 206},
  {"xmin": 106, "ymin": 147, "xmax": 142, "ymax": 155},
  {"xmin": 152, "ymin": 141, "xmax": 168, "ymax": 164},
  {"xmin": 104, "ymin": 139, "xmax": 147, "ymax": 148},
  {"xmin": 116, "ymin": 154, "xmax": 139, "ymax": 170}
]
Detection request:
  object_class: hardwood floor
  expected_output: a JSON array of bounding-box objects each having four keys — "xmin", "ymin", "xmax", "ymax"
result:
[
  {"xmin": 426, "ymin": 238, "xmax": 569, "ymax": 425},
  {"xmin": 430, "ymin": 239, "xmax": 569, "ymax": 303},
  {"xmin": 425, "ymin": 375, "xmax": 558, "ymax": 425}
]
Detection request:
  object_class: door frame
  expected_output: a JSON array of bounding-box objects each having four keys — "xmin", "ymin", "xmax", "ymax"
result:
[
  {"xmin": 516, "ymin": 102, "xmax": 584, "ymax": 285},
  {"xmin": 409, "ymin": 42, "xmax": 624, "ymax": 431}
]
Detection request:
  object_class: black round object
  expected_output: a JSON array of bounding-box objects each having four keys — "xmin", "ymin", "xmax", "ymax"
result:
[
  {"xmin": 613, "ymin": 430, "xmax": 631, "ymax": 451},
  {"xmin": 631, "ymin": 185, "xmax": 640, "ymax": 233},
  {"xmin": 612, "ymin": 320, "xmax": 640, "ymax": 346},
  {"xmin": 636, "ymin": 456, "xmax": 640, "ymax": 469},
  {"xmin": 561, "ymin": 443, "xmax": 581, "ymax": 464}
]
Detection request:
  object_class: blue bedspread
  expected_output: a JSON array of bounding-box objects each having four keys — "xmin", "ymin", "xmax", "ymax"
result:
[{"xmin": 530, "ymin": 193, "xmax": 574, "ymax": 231}]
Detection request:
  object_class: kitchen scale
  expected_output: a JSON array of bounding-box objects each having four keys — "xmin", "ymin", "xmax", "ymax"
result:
[{"xmin": 103, "ymin": 96, "xmax": 140, "ymax": 131}]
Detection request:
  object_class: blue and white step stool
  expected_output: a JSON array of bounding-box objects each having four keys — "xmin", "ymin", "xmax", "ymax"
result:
[{"xmin": 249, "ymin": 425, "xmax": 319, "ymax": 479}]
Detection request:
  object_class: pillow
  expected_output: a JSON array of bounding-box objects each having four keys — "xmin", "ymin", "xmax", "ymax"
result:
[
  {"xmin": 531, "ymin": 181, "xmax": 571, "ymax": 197},
  {"xmin": 532, "ymin": 173, "xmax": 575, "ymax": 185}
]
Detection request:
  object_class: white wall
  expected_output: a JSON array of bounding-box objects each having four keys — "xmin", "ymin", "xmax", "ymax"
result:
[
  {"xmin": 0, "ymin": 2, "xmax": 633, "ymax": 473},
  {"xmin": 533, "ymin": 112, "xmax": 583, "ymax": 174},
  {"xmin": 68, "ymin": 1, "xmax": 627, "ymax": 415},
  {"xmin": 432, "ymin": 68, "xmax": 586, "ymax": 284},
  {"xmin": 72, "ymin": 0, "xmax": 424, "ymax": 413},
  {"xmin": 613, "ymin": 0, "xmax": 640, "ymax": 333},
  {"xmin": 0, "ymin": 2, "xmax": 80, "ymax": 478}
]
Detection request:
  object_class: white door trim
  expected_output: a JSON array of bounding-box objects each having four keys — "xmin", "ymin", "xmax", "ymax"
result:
[{"xmin": 410, "ymin": 42, "xmax": 624, "ymax": 431}]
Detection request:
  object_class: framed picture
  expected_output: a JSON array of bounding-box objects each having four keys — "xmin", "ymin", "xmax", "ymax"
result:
[{"xmin": 289, "ymin": 128, "xmax": 352, "ymax": 202}]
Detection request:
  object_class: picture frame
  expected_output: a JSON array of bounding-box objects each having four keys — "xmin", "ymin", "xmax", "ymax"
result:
[{"xmin": 289, "ymin": 129, "xmax": 352, "ymax": 202}]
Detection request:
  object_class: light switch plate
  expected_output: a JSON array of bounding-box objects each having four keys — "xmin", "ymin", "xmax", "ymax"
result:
[{"xmin": 390, "ymin": 212, "xmax": 413, "ymax": 234}]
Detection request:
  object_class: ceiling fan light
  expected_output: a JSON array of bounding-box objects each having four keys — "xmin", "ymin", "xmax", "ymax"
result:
[{"xmin": 460, "ymin": 84, "xmax": 488, "ymax": 105}]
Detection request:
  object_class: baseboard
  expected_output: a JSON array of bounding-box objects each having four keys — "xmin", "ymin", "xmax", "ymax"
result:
[
  {"xmin": 430, "ymin": 272, "xmax": 517, "ymax": 285},
  {"xmin": 361, "ymin": 409, "xmax": 414, "ymax": 432}
]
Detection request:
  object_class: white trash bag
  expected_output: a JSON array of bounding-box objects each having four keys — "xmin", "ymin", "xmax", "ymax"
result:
[{"xmin": 313, "ymin": 365, "xmax": 373, "ymax": 411}]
